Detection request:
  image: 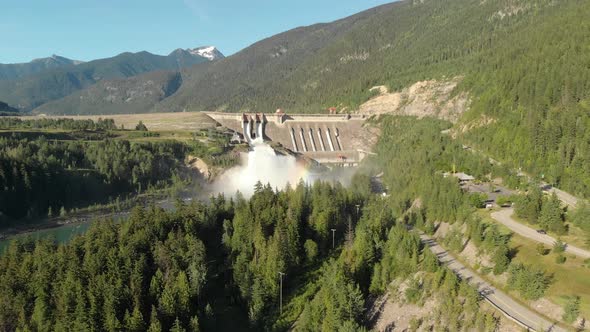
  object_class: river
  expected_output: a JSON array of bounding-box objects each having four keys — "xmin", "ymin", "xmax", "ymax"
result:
[
  {"xmin": 0, "ymin": 143, "xmax": 359, "ymax": 254},
  {"xmin": 0, "ymin": 221, "xmax": 95, "ymax": 253},
  {"xmin": 0, "ymin": 197, "xmax": 182, "ymax": 254}
]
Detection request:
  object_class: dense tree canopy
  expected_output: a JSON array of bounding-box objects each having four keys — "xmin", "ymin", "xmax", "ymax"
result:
[
  {"xmin": 0, "ymin": 116, "xmax": 522, "ymax": 331},
  {"xmin": 0, "ymin": 135, "xmax": 187, "ymax": 223}
]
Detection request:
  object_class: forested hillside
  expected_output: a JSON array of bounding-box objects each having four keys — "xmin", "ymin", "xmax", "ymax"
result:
[
  {"xmin": 0, "ymin": 102, "xmax": 17, "ymax": 114},
  {"xmin": 0, "ymin": 117, "xmax": 238, "ymax": 226},
  {"xmin": 0, "ymin": 55, "xmax": 82, "ymax": 81},
  {"xmin": 0, "ymin": 49, "xmax": 213, "ymax": 111},
  {"xmin": 155, "ymin": 0, "xmax": 569, "ymax": 113},
  {"xmin": 0, "ymin": 116, "xmax": 522, "ymax": 331},
  {"xmin": 34, "ymin": 71, "xmax": 184, "ymax": 115},
  {"xmin": 161, "ymin": 0, "xmax": 590, "ymax": 198},
  {"xmin": 458, "ymin": 0, "xmax": 590, "ymax": 198},
  {"xmin": 0, "ymin": 132, "xmax": 185, "ymax": 222}
]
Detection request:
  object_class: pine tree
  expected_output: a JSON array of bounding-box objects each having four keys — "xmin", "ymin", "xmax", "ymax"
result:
[
  {"xmin": 147, "ymin": 306, "xmax": 162, "ymax": 332},
  {"xmin": 125, "ymin": 305, "xmax": 145, "ymax": 332},
  {"xmin": 539, "ymin": 193, "xmax": 565, "ymax": 234},
  {"xmin": 170, "ymin": 317, "xmax": 186, "ymax": 332},
  {"xmin": 422, "ymin": 247, "xmax": 439, "ymax": 273},
  {"xmin": 176, "ymin": 272, "xmax": 191, "ymax": 319},
  {"xmin": 492, "ymin": 245, "xmax": 510, "ymax": 275},
  {"xmin": 345, "ymin": 217, "xmax": 354, "ymax": 248}
]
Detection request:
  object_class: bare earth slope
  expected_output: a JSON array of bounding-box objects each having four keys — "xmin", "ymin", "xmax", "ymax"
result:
[{"xmin": 358, "ymin": 78, "xmax": 469, "ymax": 123}]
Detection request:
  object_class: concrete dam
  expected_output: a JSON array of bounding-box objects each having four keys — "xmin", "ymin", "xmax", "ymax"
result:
[{"xmin": 205, "ymin": 112, "xmax": 369, "ymax": 166}]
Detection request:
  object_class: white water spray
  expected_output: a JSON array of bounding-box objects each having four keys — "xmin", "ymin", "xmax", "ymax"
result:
[{"xmin": 211, "ymin": 143, "xmax": 309, "ymax": 197}]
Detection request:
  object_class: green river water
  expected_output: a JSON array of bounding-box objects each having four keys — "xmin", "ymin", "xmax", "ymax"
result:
[
  {"xmin": 0, "ymin": 221, "xmax": 95, "ymax": 253},
  {"xmin": 0, "ymin": 197, "xmax": 178, "ymax": 254}
]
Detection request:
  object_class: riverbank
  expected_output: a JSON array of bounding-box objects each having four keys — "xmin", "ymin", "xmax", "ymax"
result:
[{"xmin": 0, "ymin": 185, "xmax": 200, "ymax": 251}]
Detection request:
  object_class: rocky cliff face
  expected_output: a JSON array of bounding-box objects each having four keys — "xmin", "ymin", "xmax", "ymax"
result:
[{"xmin": 358, "ymin": 78, "xmax": 470, "ymax": 123}]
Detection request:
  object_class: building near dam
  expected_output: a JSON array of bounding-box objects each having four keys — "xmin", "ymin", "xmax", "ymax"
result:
[{"xmin": 205, "ymin": 111, "xmax": 371, "ymax": 166}]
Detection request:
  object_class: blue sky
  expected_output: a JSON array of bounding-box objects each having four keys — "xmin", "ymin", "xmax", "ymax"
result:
[{"xmin": 0, "ymin": 0, "xmax": 394, "ymax": 64}]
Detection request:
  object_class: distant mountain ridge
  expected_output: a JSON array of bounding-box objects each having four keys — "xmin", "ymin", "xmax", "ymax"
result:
[
  {"xmin": 0, "ymin": 101, "xmax": 18, "ymax": 113},
  {"xmin": 0, "ymin": 46, "xmax": 222, "ymax": 111},
  {"xmin": 5, "ymin": 0, "xmax": 587, "ymax": 122},
  {"xmin": 0, "ymin": 55, "xmax": 83, "ymax": 80},
  {"xmin": 35, "ymin": 71, "xmax": 183, "ymax": 115}
]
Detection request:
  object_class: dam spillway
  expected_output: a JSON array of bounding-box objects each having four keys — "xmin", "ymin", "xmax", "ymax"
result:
[{"xmin": 205, "ymin": 112, "xmax": 368, "ymax": 166}]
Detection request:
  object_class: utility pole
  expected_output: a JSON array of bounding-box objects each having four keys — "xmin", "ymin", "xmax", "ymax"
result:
[
  {"xmin": 331, "ymin": 228, "xmax": 336, "ymax": 249},
  {"xmin": 278, "ymin": 272, "xmax": 286, "ymax": 314}
]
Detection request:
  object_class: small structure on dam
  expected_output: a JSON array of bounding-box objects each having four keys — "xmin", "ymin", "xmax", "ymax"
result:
[{"xmin": 205, "ymin": 111, "xmax": 368, "ymax": 166}]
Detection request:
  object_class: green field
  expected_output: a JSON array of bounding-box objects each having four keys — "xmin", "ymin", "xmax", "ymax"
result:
[
  {"xmin": 510, "ymin": 233, "xmax": 590, "ymax": 319},
  {"xmin": 20, "ymin": 112, "xmax": 219, "ymax": 132},
  {"xmin": 511, "ymin": 211, "xmax": 590, "ymax": 251},
  {"xmin": 478, "ymin": 210, "xmax": 590, "ymax": 320}
]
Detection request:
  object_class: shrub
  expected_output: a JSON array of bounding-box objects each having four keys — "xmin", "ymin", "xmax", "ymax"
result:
[
  {"xmin": 553, "ymin": 239, "xmax": 566, "ymax": 254},
  {"xmin": 492, "ymin": 245, "xmax": 510, "ymax": 275},
  {"xmin": 443, "ymin": 227, "xmax": 464, "ymax": 253},
  {"xmin": 405, "ymin": 278, "xmax": 423, "ymax": 304},
  {"xmin": 468, "ymin": 193, "xmax": 487, "ymax": 208},
  {"xmin": 135, "ymin": 121, "xmax": 148, "ymax": 131},
  {"xmin": 555, "ymin": 254, "xmax": 566, "ymax": 264},
  {"xmin": 409, "ymin": 317, "xmax": 422, "ymax": 331},
  {"xmin": 562, "ymin": 296, "xmax": 580, "ymax": 323},
  {"xmin": 496, "ymin": 195, "xmax": 511, "ymax": 207},
  {"xmin": 536, "ymin": 243, "xmax": 549, "ymax": 256}
]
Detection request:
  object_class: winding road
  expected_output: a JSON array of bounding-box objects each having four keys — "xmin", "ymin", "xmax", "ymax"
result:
[
  {"xmin": 421, "ymin": 234, "xmax": 565, "ymax": 332},
  {"xmin": 491, "ymin": 208, "xmax": 590, "ymax": 259},
  {"xmin": 544, "ymin": 185, "xmax": 579, "ymax": 208}
]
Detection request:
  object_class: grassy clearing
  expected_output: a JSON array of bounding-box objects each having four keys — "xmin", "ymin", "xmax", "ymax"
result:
[
  {"xmin": 478, "ymin": 209, "xmax": 590, "ymax": 319},
  {"xmin": 22, "ymin": 112, "xmax": 219, "ymax": 131},
  {"xmin": 511, "ymin": 212, "xmax": 590, "ymax": 250},
  {"xmin": 509, "ymin": 232, "xmax": 590, "ymax": 319}
]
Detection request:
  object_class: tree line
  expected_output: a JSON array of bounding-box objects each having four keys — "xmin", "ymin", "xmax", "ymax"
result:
[
  {"xmin": 0, "ymin": 118, "xmax": 117, "ymax": 131},
  {"xmin": 0, "ymin": 135, "xmax": 187, "ymax": 225},
  {"xmin": 0, "ymin": 115, "xmax": 541, "ymax": 331}
]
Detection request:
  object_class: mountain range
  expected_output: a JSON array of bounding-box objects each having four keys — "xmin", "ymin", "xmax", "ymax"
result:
[
  {"xmin": 5, "ymin": 0, "xmax": 582, "ymax": 120},
  {"xmin": 0, "ymin": 54, "xmax": 84, "ymax": 81},
  {"xmin": 0, "ymin": 46, "xmax": 223, "ymax": 112},
  {"xmin": 2, "ymin": 0, "xmax": 590, "ymax": 197}
]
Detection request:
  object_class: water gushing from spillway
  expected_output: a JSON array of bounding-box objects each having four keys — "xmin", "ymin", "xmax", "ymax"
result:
[{"xmin": 211, "ymin": 143, "xmax": 310, "ymax": 197}]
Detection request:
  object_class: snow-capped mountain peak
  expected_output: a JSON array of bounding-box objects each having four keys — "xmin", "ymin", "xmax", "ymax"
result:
[{"xmin": 187, "ymin": 46, "xmax": 224, "ymax": 61}]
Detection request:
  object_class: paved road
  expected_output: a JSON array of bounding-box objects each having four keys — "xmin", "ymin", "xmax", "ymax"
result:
[
  {"xmin": 491, "ymin": 208, "xmax": 590, "ymax": 259},
  {"xmin": 541, "ymin": 183, "xmax": 579, "ymax": 208},
  {"xmin": 421, "ymin": 235, "xmax": 566, "ymax": 332}
]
